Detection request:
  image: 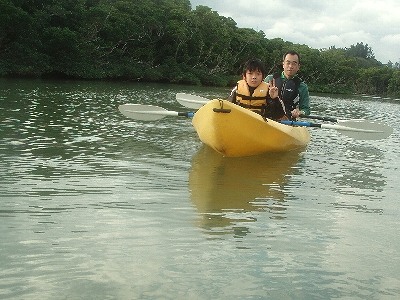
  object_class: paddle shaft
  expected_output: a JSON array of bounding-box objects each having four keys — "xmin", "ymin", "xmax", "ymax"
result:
[
  {"xmin": 300, "ymin": 114, "xmax": 337, "ymax": 122},
  {"xmin": 177, "ymin": 94, "xmax": 389, "ymax": 126},
  {"xmin": 177, "ymin": 93, "xmax": 362, "ymax": 124},
  {"xmin": 123, "ymin": 109, "xmax": 194, "ymax": 117},
  {"xmin": 280, "ymin": 120, "xmax": 382, "ymax": 132}
]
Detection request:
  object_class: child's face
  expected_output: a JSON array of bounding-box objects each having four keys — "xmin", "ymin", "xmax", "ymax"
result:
[{"xmin": 244, "ymin": 69, "xmax": 263, "ymax": 88}]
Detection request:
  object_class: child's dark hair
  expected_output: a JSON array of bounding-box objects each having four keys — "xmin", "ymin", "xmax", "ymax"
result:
[{"xmin": 242, "ymin": 59, "xmax": 266, "ymax": 77}]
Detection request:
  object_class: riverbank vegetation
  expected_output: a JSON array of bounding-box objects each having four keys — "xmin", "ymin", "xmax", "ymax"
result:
[{"xmin": 1, "ymin": 0, "xmax": 399, "ymax": 97}]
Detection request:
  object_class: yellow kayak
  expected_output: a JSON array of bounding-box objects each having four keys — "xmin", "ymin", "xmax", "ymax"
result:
[{"xmin": 192, "ymin": 99, "xmax": 310, "ymax": 157}]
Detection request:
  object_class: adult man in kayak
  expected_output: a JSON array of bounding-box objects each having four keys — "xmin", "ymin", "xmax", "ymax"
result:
[
  {"xmin": 265, "ymin": 51, "xmax": 310, "ymax": 120},
  {"xmin": 228, "ymin": 58, "xmax": 287, "ymax": 120}
]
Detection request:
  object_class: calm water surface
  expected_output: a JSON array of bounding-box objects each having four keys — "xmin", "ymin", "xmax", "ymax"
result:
[{"xmin": 1, "ymin": 78, "xmax": 400, "ymax": 299}]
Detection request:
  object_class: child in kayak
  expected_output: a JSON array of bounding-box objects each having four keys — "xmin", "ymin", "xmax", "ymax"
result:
[{"xmin": 228, "ymin": 58, "xmax": 287, "ymax": 120}]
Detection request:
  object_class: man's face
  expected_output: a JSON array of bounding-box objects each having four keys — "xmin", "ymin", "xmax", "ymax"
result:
[
  {"xmin": 244, "ymin": 70, "xmax": 263, "ymax": 88},
  {"xmin": 282, "ymin": 54, "xmax": 300, "ymax": 78}
]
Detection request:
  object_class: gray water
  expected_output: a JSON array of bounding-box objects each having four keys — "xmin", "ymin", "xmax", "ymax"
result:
[{"xmin": 1, "ymin": 78, "xmax": 399, "ymax": 299}]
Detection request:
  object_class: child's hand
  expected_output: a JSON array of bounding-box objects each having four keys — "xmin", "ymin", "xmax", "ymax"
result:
[{"xmin": 268, "ymin": 79, "xmax": 279, "ymax": 99}]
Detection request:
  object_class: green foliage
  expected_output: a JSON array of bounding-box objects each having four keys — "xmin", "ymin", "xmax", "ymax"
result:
[
  {"xmin": 345, "ymin": 42, "xmax": 376, "ymax": 60},
  {"xmin": 355, "ymin": 67, "xmax": 393, "ymax": 95},
  {"xmin": 0, "ymin": 0, "xmax": 399, "ymax": 96},
  {"xmin": 386, "ymin": 70, "xmax": 400, "ymax": 97}
]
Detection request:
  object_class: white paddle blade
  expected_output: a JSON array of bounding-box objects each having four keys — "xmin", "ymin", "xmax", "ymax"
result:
[
  {"xmin": 336, "ymin": 120, "xmax": 393, "ymax": 140},
  {"xmin": 119, "ymin": 104, "xmax": 177, "ymax": 121},
  {"xmin": 176, "ymin": 93, "xmax": 209, "ymax": 109},
  {"xmin": 321, "ymin": 122, "xmax": 393, "ymax": 140}
]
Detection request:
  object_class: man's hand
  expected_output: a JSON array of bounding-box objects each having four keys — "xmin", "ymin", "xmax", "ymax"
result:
[{"xmin": 291, "ymin": 108, "xmax": 304, "ymax": 118}]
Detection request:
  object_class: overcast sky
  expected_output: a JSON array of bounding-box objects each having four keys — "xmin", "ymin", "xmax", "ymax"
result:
[{"xmin": 189, "ymin": 0, "xmax": 400, "ymax": 64}]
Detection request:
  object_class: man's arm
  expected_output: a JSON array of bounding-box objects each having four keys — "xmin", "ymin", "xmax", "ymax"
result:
[{"xmin": 298, "ymin": 82, "xmax": 310, "ymax": 115}]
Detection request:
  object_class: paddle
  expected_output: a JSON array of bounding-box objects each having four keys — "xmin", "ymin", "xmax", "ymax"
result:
[
  {"xmin": 176, "ymin": 93, "xmax": 208, "ymax": 109},
  {"xmin": 300, "ymin": 115, "xmax": 376, "ymax": 130},
  {"xmin": 299, "ymin": 114, "xmax": 386, "ymax": 132},
  {"xmin": 119, "ymin": 103, "xmax": 391, "ymax": 140},
  {"xmin": 176, "ymin": 92, "xmax": 393, "ymax": 138},
  {"xmin": 300, "ymin": 114, "xmax": 342, "ymax": 122},
  {"xmin": 118, "ymin": 104, "xmax": 194, "ymax": 121},
  {"xmin": 280, "ymin": 120, "xmax": 392, "ymax": 140}
]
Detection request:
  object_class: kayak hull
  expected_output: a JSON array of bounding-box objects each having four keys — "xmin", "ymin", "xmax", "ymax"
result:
[{"xmin": 192, "ymin": 99, "xmax": 310, "ymax": 157}]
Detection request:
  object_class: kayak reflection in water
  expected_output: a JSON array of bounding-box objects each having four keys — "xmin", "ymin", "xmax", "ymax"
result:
[{"xmin": 189, "ymin": 145, "xmax": 302, "ymax": 237}]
